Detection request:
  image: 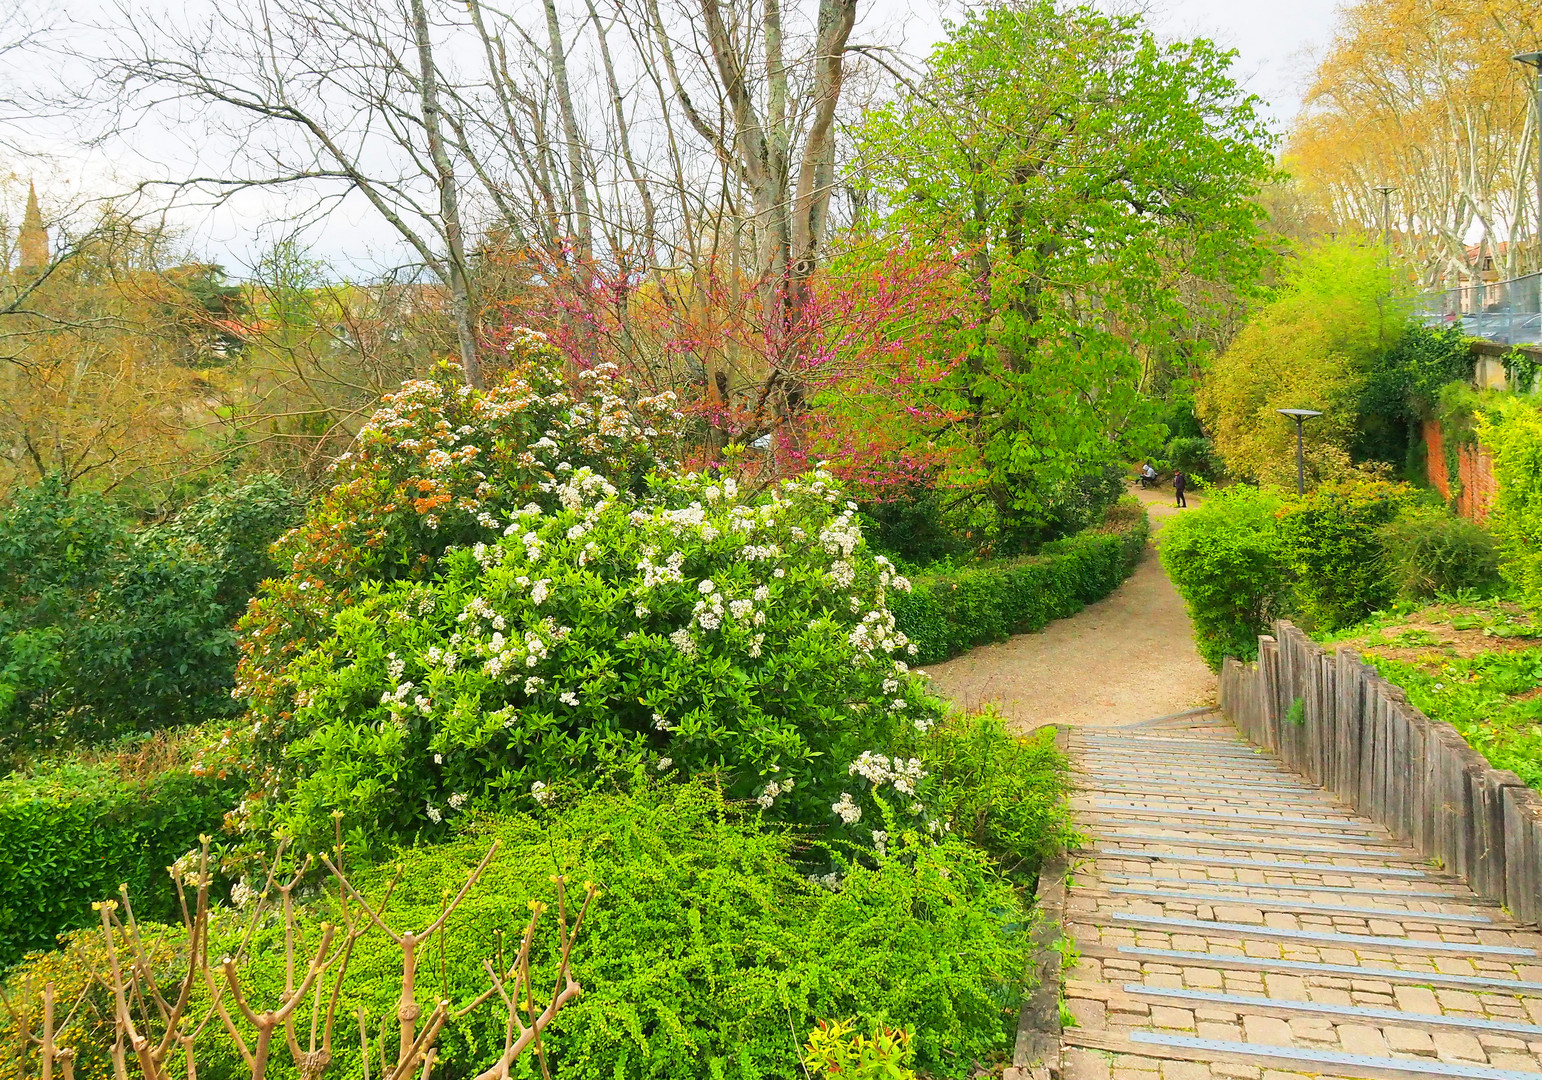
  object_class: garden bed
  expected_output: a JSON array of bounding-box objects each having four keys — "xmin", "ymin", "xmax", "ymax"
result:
[{"xmin": 1321, "ymin": 601, "xmax": 1542, "ymax": 789}]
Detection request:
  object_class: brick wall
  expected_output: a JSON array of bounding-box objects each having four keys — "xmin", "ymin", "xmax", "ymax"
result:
[{"xmin": 1421, "ymin": 418, "xmax": 1496, "ymax": 523}]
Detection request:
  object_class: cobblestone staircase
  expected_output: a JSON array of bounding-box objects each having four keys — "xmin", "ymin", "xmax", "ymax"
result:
[{"xmin": 1059, "ymin": 712, "xmax": 1542, "ymax": 1080}]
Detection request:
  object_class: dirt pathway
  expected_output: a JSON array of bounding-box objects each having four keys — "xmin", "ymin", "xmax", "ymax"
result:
[{"xmin": 923, "ymin": 488, "xmax": 1215, "ymax": 729}]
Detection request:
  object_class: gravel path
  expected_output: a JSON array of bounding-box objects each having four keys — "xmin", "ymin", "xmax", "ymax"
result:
[{"xmin": 922, "ymin": 488, "xmax": 1215, "ymax": 729}]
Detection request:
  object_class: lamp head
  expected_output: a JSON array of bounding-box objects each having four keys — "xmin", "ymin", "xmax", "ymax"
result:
[
  {"xmin": 1517, "ymin": 51, "xmax": 1542, "ymax": 70},
  {"xmin": 1277, "ymin": 408, "xmax": 1324, "ymax": 421}
]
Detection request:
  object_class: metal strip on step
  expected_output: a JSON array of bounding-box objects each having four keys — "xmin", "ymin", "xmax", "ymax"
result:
[
  {"xmin": 1115, "ymin": 945, "xmax": 1542, "ymax": 994},
  {"xmin": 1080, "ymin": 732, "xmax": 1243, "ymax": 742},
  {"xmin": 1101, "ymin": 874, "xmax": 1475, "ymax": 901},
  {"xmin": 1106, "ymin": 886, "xmax": 1493, "ymax": 924},
  {"xmin": 1085, "ymin": 803, "xmax": 1376, "ymax": 829},
  {"xmin": 1092, "ymin": 831, "xmax": 1408, "ymax": 859},
  {"xmin": 1110, "ymin": 913, "xmax": 1536, "ymax": 956},
  {"xmin": 1087, "ymin": 775, "xmax": 1325, "ymax": 792},
  {"xmin": 1125, "ymin": 983, "xmax": 1542, "ymax": 1038},
  {"xmin": 1073, "ymin": 741, "xmax": 1264, "ymax": 756},
  {"xmin": 1097, "ymin": 847, "xmax": 1430, "ymax": 877},
  {"xmin": 1079, "ymin": 780, "xmax": 1332, "ymax": 796},
  {"xmin": 1071, "ymin": 745, "xmax": 1266, "ymax": 760},
  {"xmin": 1129, "ymin": 1032, "xmax": 1542, "ymax": 1079},
  {"xmin": 1088, "ymin": 818, "xmax": 1397, "ymax": 844},
  {"xmin": 1084, "ymin": 810, "xmax": 1378, "ymax": 834},
  {"xmin": 1075, "ymin": 759, "xmax": 1288, "ymax": 775},
  {"xmin": 1117, "ymin": 705, "xmax": 1220, "ymax": 727}
]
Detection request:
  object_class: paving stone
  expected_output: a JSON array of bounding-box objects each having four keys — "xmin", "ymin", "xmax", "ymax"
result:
[
  {"xmin": 1068, "ymin": 998, "xmax": 1107, "ymax": 1030},
  {"xmin": 1337, "ymin": 1025, "xmax": 1389, "ymax": 1057},
  {"xmin": 1241, "ymin": 1014, "xmax": 1294, "ymax": 1046},
  {"xmin": 1158, "ymin": 1063, "xmax": 1213, "ymax": 1080},
  {"xmin": 1149, "ymin": 1006, "xmax": 1196, "ymax": 1029},
  {"xmin": 1485, "ymin": 1054, "xmax": 1542, "ymax": 1073},
  {"xmin": 1384, "ymin": 1026, "xmax": 1438, "ymax": 1057},
  {"xmin": 1392, "ymin": 985, "xmax": 1441, "ymax": 1014},
  {"xmin": 1063, "ymin": 1049, "xmax": 1113, "ymax": 1080},
  {"xmin": 1208, "ymin": 1065, "xmax": 1260, "ymax": 1080},
  {"xmin": 1432, "ymin": 1031, "xmax": 1489, "ymax": 1062}
]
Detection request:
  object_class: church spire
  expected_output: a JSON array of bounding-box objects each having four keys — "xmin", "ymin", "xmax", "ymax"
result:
[{"xmin": 18, "ymin": 181, "xmax": 48, "ymax": 272}]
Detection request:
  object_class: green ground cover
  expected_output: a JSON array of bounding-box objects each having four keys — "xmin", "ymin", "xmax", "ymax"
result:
[{"xmin": 1322, "ymin": 601, "xmax": 1542, "ymax": 789}]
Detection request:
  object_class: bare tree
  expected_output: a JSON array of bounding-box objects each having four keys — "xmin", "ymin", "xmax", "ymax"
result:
[
  {"xmin": 89, "ymin": 0, "xmax": 870, "ymax": 418},
  {"xmin": 3, "ymin": 832, "xmax": 594, "ymax": 1080}
]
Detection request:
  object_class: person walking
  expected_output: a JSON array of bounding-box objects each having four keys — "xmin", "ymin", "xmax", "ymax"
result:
[{"xmin": 1172, "ymin": 468, "xmax": 1187, "ymax": 508}]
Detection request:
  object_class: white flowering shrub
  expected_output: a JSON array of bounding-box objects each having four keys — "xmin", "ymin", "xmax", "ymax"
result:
[
  {"xmin": 225, "ymin": 335, "xmax": 680, "ymax": 789},
  {"xmin": 269, "ymin": 468, "xmax": 946, "ymax": 849}
]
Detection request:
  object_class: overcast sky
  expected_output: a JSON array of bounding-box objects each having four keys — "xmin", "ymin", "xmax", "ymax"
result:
[{"xmin": 22, "ymin": 0, "xmax": 1346, "ymax": 275}]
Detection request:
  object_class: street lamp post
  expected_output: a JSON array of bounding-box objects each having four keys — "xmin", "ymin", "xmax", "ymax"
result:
[
  {"xmin": 1517, "ymin": 53, "xmax": 1542, "ymax": 274},
  {"xmin": 1374, "ymin": 185, "xmax": 1397, "ymax": 270},
  {"xmin": 1277, "ymin": 409, "xmax": 1324, "ymax": 495}
]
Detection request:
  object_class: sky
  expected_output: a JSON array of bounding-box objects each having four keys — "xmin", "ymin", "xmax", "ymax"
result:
[
  {"xmin": 1136, "ymin": 0, "xmax": 1343, "ymax": 129},
  {"xmin": 18, "ymin": 0, "xmax": 1347, "ymax": 276}
]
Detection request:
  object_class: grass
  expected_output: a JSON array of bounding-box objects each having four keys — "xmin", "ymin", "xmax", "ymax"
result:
[{"xmin": 1321, "ymin": 598, "xmax": 1542, "ymax": 789}]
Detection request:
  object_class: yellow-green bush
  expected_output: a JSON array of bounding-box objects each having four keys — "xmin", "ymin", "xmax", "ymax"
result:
[
  {"xmin": 1198, "ymin": 239, "xmax": 1405, "ymax": 486},
  {"xmin": 1480, "ymin": 398, "xmax": 1542, "ymax": 612},
  {"xmin": 3, "ymin": 778, "xmax": 1045, "ymax": 1080}
]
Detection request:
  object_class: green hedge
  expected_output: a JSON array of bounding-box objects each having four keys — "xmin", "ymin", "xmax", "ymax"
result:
[
  {"xmin": 0, "ymin": 756, "xmax": 237, "ymax": 965},
  {"xmin": 893, "ymin": 506, "xmax": 1148, "ymax": 665}
]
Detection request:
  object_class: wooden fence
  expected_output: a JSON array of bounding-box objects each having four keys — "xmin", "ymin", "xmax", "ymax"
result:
[{"xmin": 1220, "ymin": 621, "xmax": 1542, "ymax": 925}]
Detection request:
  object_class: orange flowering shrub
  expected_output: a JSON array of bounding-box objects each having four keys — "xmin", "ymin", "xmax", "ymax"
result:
[{"xmin": 219, "ymin": 332, "xmax": 680, "ymax": 790}]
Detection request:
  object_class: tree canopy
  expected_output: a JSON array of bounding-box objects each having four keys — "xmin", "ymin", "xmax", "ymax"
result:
[{"xmin": 847, "ymin": 0, "xmax": 1277, "ymax": 535}]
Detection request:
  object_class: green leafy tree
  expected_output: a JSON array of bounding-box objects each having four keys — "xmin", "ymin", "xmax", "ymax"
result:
[
  {"xmin": 0, "ymin": 475, "xmax": 299, "ymax": 758},
  {"xmin": 851, "ymin": 0, "xmax": 1275, "ymax": 533}
]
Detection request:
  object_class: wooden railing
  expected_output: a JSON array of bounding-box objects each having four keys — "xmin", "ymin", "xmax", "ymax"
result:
[{"xmin": 1220, "ymin": 620, "xmax": 1542, "ymax": 925}]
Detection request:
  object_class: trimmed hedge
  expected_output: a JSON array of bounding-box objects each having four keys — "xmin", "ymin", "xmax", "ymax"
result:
[
  {"xmin": 893, "ymin": 503, "xmax": 1148, "ymax": 664},
  {"xmin": 0, "ymin": 753, "xmax": 238, "ymax": 965}
]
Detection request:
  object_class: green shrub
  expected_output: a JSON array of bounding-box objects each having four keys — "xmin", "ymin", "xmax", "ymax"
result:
[
  {"xmin": 921, "ymin": 715, "xmax": 1074, "ymax": 880},
  {"xmin": 0, "ymin": 475, "xmax": 299, "ymax": 760},
  {"xmin": 0, "ymin": 732, "xmax": 238, "ymax": 964},
  {"xmin": 1354, "ymin": 324, "xmax": 1473, "ymax": 469},
  {"xmin": 263, "ymin": 469, "xmax": 942, "ymax": 853},
  {"xmin": 1160, "ymin": 488, "xmax": 1289, "ymax": 668},
  {"xmin": 858, "ymin": 484, "xmax": 968, "ymax": 567},
  {"xmin": 1164, "ymin": 436, "xmax": 1221, "ymax": 482},
  {"xmin": 1480, "ymin": 398, "xmax": 1542, "ymax": 613},
  {"xmin": 234, "ymin": 348, "xmax": 680, "ymax": 756},
  {"xmin": 4, "ymin": 781, "xmax": 1038, "ymax": 1079},
  {"xmin": 1276, "ymin": 480, "xmax": 1413, "ymax": 632},
  {"xmin": 892, "ymin": 501, "xmax": 1147, "ymax": 665},
  {"xmin": 1380, "ymin": 511, "xmax": 1501, "ymax": 600}
]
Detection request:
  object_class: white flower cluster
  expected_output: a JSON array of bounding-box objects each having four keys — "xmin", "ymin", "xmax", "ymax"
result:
[
  {"xmin": 848, "ymin": 751, "xmax": 927, "ymax": 795},
  {"xmin": 832, "ymin": 792, "xmax": 862, "ymax": 824},
  {"xmin": 757, "ymin": 777, "xmax": 794, "ymax": 808},
  {"xmin": 847, "ymin": 609, "xmax": 916, "ymax": 662},
  {"xmin": 637, "ymin": 548, "xmax": 686, "ymax": 588}
]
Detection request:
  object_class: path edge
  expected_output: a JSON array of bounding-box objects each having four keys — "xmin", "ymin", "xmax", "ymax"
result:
[{"xmin": 1006, "ymin": 723, "xmax": 1070, "ymax": 1080}]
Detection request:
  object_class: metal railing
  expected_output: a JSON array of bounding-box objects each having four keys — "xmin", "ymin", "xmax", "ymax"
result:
[{"xmin": 1411, "ymin": 270, "xmax": 1542, "ymax": 346}]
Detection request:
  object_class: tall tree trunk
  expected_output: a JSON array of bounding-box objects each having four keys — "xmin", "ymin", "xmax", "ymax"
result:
[{"xmin": 411, "ymin": 0, "xmax": 483, "ymax": 389}]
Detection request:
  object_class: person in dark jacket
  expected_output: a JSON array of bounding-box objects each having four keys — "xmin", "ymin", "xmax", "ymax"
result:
[{"xmin": 1172, "ymin": 469, "xmax": 1187, "ymax": 508}]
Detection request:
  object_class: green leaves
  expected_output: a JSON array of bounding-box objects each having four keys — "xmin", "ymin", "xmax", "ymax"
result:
[
  {"xmin": 850, "ymin": 1, "xmax": 1275, "ymax": 528},
  {"xmin": 0, "ymin": 474, "xmax": 299, "ymax": 760},
  {"xmin": 0, "ymin": 744, "xmax": 238, "ymax": 964}
]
